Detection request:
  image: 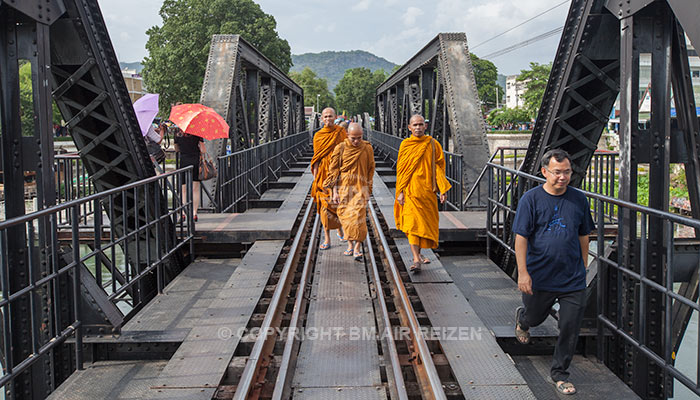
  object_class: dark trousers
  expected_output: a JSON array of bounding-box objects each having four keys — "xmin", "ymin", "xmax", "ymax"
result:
[{"xmin": 518, "ymin": 289, "xmax": 586, "ymax": 382}]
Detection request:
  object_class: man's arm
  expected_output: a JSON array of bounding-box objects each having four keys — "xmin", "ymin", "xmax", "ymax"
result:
[
  {"xmin": 515, "ymin": 234, "xmax": 532, "ymax": 295},
  {"xmin": 579, "ymin": 234, "xmax": 590, "ymax": 270}
]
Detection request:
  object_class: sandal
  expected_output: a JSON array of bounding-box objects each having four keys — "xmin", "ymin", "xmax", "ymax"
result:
[
  {"xmin": 337, "ymin": 231, "xmax": 347, "ymax": 242},
  {"xmin": 515, "ymin": 306, "xmax": 530, "ymax": 344},
  {"xmin": 554, "ymin": 381, "xmax": 576, "ymax": 395},
  {"xmin": 353, "ymin": 252, "xmax": 363, "ymax": 261},
  {"xmin": 409, "ymin": 261, "xmax": 421, "ymax": 273},
  {"xmin": 320, "ymin": 243, "xmax": 331, "ymax": 250},
  {"xmin": 420, "ymin": 256, "xmax": 431, "ymax": 264},
  {"xmin": 343, "ymin": 249, "xmax": 353, "ymax": 256}
]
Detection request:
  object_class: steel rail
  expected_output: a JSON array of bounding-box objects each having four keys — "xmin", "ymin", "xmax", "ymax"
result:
[
  {"xmin": 364, "ymin": 226, "xmax": 409, "ymax": 400},
  {"xmin": 368, "ymin": 201, "xmax": 448, "ymax": 400},
  {"xmin": 271, "ymin": 213, "xmax": 319, "ymax": 400},
  {"xmin": 234, "ymin": 198, "xmax": 314, "ymax": 400}
]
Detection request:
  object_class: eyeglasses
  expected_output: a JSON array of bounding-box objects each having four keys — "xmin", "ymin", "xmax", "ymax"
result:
[{"xmin": 545, "ymin": 167, "xmax": 572, "ymax": 177}]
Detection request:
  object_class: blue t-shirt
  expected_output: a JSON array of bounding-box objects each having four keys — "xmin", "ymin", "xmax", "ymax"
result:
[{"xmin": 512, "ymin": 185, "xmax": 596, "ymax": 292}]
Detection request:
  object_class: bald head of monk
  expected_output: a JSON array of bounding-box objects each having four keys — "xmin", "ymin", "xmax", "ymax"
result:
[
  {"xmin": 347, "ymin": 123, "xmax": 364, "ymax": 147},
  {"xmin": 322, "ymin": 108, "xmax": 337, "ymax": 128},
  {"xmin": 408, "ymin": 114, "xmax": 426, "ymax": 138}
]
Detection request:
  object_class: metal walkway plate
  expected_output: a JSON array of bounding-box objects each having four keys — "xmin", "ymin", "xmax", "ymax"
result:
[
  {"xmin": 394, "ymin": 238, "xmax": 453, "ymax": 283},
  {"xmin": 142, "ymin": 240, "xmax": 285, "ymax": 399},
  {"xmin": 372, "ymin": 172, "xmax": 487, "ymax": 241},
  {"xmin": 442, "ymin": 256, "xmax": 559, "ymax": 338},
  {"xmin": 293, "ymin": 387, "xmax": 387, "ymax": 399},
  {"xmin": 414, "ymin": 282, "xmax": 536, "ymax": 398},
  {"xmin": 120, "ymin": 259, "xmax": 239, "ymax": 341},
  {"xmin": 196, "ymin": 170, "xmax": 312, "ymax": 242},
  {"xmin": 513, "ymin": 355, "xmax": 640, "ymax": 399},
  {"xmin": 47, "ymin": 360, "xmax": 167, "ymax": 399},
  {"xmin": 293, "ymin": 236, "xmax": 383, "ymax": 395}
]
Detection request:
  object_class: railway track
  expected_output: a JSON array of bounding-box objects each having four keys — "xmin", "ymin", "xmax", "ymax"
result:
[{"xmin": 213, "ymin": 196, "xmax": 465, "ymax": 399}]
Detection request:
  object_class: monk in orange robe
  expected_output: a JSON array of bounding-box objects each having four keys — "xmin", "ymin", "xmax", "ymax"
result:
[
  {"xmin": 325, "ymin": 123, "xmax": 375, "ymax": 260},
  {"xmin": 394, "ymin": 114, "xmax": 451, "ymax": 272},
  {"xmin": 310, "ymin": 107, "xmax": 347, "ymax": 249}
]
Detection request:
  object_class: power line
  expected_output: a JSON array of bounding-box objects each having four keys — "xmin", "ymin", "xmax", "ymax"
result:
[
  {"xmin": 471, "ymin": 0, "xmax": 569, "ymax": 50},
  {"xmin": 481, "ymin": 26, "xmax": 564, "ymax": 59}
]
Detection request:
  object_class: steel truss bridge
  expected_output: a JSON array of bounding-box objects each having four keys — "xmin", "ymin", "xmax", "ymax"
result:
[{"xmin": 1, "ymin": 0, "xmax": 700, "ymax": 399}]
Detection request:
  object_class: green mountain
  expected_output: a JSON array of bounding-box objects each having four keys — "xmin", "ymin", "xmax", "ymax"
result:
[
  {"xmin": 291, "ymin": 50, "xmax": 397, "ymax": 92},
  {"xmin": 120, "ymin": 61, "xmax": 144, "ymax": 73}
]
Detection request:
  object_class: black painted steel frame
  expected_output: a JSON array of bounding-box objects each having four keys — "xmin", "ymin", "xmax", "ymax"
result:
[
  {"xmin": 200, "ymin": 34, "xmax": 304, "ymax": 154},
  {"xmin": 216, "ymin": 131, "xmax": 310, "ymax": 213},
  {"xmin": 494, "ymin": 0, "xmax": 700, "ymax": 397},
  {"xmin": 375, "ymin": 33, "xmax": 490, "ymax": 207},
  {"xmin": 0, "ymin": 167, "xmax": 194, "ymax": 397},
  {"xmin": 0, "ymin": 0, "xmax": 189, "ymax": 397}
]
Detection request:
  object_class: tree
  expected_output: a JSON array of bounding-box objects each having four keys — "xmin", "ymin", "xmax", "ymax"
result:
[
  {"xmin": 470, "ymin": 53, "xmax": 503, "ymax": 109},
  {"xmin": 289, "ymin": 67, "xmax": 336, "ymax": 111},
  {"xmin": 143, "ymin": 0, "xmax": 292, "ymax": 114},
  {"xmin": 517, "ymin": 62, "xmax": 552, "ymax": 119},
  {"xmin": 486, "ymin": 107, "xmax": 530, "ymax": 130},
  {"xmin": 19, "ymin": 61, "xmax": 62, "ymax": 137},
  {"xmin": 335, "ymin": 68, "xmax": 388, "ymax": 117}
]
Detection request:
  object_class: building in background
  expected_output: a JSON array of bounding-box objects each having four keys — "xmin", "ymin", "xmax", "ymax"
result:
[
  {"xmin": 505, "ymin": 75, "xmax": 528, "ymax": 109},
  {"xmin": 122, "ymin": 67, "xmax": 146, "ymax": 102}
]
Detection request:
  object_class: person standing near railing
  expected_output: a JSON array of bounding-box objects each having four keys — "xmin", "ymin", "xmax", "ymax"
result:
[
  {"xmin": 174, "ymin": 126, "xmax": 204, "ymax": 222},
  {"xmin": 512, "ymin": 148, "xmax": 595, "ymax": 396},
  {"xmin": 394, "ymin": 114, "xmax": 451, "ymax": 272},
  {"xmin": 310, "ymin": 107, "xmax": 347, "ymax": 249}
]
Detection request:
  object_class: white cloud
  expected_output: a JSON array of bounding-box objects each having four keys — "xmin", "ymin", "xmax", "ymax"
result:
[
  {"xmin": 352, "ymin": 0, "xmax": 371, "ymax": 11},
  {"xmin": 384, "ymin": 0, "xmax": 399, "ymax": 5},
  {"xmin": 402, "ymin": 7, "xmax": 424, "ymax": 26}
]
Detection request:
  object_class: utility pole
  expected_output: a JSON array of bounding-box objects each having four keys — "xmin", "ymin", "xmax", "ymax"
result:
[
  {"xmin": 316, "ymin": 94, "xmax": 320, "ymax": 112},
  {"xmin": 495, "ymin": 87, "xmax": 499, "ymax": 108}
]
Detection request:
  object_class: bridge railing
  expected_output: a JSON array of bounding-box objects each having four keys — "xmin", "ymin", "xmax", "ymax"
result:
[
  {"xmin": 367, "ymin": 129, "xmax": 465, "ymax": 211},
  {"xmin": 55, "ymin": 154, "xmax": 96, "ymax": 225},
  {"xmin": 485, "ymin": 162, "xmax": 700, "ymax": 397},
  {"xmin": 216, "ymin": 131, "xmax": 310, "ymax": 213},
  {"xmin": 0, "ymin": 167, "xmax": 194, "ymax": 390},
  {"xmin": 465, "ymin": 148, "xmax": 619, "ymax": 219}
]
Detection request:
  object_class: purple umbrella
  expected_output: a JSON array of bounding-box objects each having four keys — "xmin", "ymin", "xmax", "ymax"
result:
[{"xmin": 133, "ymin": 93, "xmax": 159, "ymax": 136}]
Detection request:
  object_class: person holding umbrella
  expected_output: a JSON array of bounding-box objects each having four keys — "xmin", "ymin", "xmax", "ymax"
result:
[{"xmin": 169, "ymin": 103, "xmax": 229, "ymax": 222}]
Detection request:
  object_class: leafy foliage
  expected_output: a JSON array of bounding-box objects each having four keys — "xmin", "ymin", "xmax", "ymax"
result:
[
  {"xmin": 517, "ymin": 62, "xmax": 552, "ymax": 119},
  {"xmin": 291, "ymin": 51, "xmax": 397, "ymax": 91},
  {"xmin": 19, "ymin": 62, "xmax": 62, "ymax": 137},
  {"xmin": 486, "ymin": 107, "xmax": 530, "ymax": 129},
  {"xmin": 470, "ymin": 54, "xmax": 503, "ymax": 108},
  {"xmin": 334, "ymin": 68, "xmax": 388, "ymax": 117},
  {"xmin": 142, "ymin": 0, "xmax": 292, "ymax": 114},
  {"xmin": 288, "ymin": 67, "xmax": 336, "ymax": 111}
]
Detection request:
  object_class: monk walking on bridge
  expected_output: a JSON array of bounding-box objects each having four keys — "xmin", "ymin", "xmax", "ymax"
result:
[
  {"xmin": 394, "ymin": 114, "xmax": 451, "ymax": 272},
  {"xmin": 311, "ymin": 107, "xmax": 347, "ymax": 249},
  {"xmin": 325, "ymin": 123, "xmax": 375, "ymax": 261}
]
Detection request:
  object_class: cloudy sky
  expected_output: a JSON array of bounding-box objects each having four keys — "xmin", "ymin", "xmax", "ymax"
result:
[{"xmin": 99, "ymin": 0, "xmax": 571, "ymax": 76}]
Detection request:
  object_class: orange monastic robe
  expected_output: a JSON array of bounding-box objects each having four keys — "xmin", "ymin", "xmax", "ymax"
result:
[
  {"xmin": 310, "ymin": 125, "xmax": 347, "ymax": 229},
  {"xmin": 324, "ymin": 139, "xmax": 375, "ymax": 241},
  {"xmin": 393, "ymin": 135, "xmax": 451, "ymax": 249}
]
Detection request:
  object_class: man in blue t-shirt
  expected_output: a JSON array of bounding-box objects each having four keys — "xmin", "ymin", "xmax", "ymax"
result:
[{"xmin": 512, "ymin": 149, "xmax": 595, "ymax": 395}]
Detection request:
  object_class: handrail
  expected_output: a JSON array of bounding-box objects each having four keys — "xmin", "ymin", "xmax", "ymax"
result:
[
  {"xmin": 0, "ymin": 166, "xmax": 194, "ymax": 393},
  {"xmin": 216, "ymin": 131, "xmax": 310, "ymax": 213}
]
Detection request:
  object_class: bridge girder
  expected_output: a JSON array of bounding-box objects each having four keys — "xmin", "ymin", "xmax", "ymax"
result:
[{"xmin": 375, "ymin": 33, "xmax": 490, "ymax": 207}]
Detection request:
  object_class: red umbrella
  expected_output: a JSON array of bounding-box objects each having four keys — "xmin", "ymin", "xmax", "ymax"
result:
[{"xmin": 168, "ymin": 103, "xmax": 229, "ymax": 140}]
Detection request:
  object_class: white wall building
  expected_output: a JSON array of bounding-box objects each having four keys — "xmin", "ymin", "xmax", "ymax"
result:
[{"xmin": 505, "ymin": 75, "xmax": 529, "ymax": 109}]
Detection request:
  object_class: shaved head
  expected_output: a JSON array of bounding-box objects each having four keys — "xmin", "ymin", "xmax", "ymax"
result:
[
  {"xmin": 408, "ymin": 114, "xmax": 426, "ymax": 137},
  {"xmin": 347, "ymin": 123, "xmax": 363, "ymax": 147},
  {"xmin": 321, "ymin": 108, "xmax": 337, "ymax": 128}
]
